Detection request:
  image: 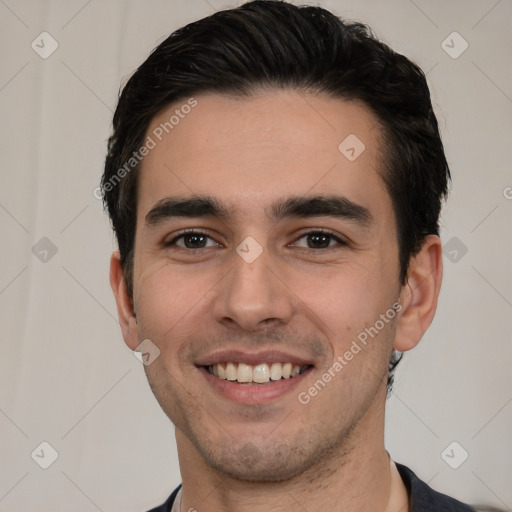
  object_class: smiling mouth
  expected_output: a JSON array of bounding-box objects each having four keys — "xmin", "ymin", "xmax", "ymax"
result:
[{"xmin": 205, "ymin": 362, "xmax": 311, "ymax": 384}]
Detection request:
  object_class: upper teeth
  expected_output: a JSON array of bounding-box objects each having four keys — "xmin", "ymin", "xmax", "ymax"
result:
[{"xmin": 208, "ymin": 362, "xmax": 305, "ymax": 383}]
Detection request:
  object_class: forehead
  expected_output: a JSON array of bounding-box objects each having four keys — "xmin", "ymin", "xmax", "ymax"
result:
[{"xmin": 137, "ymin": 90, "xmax": 389, "ymax": 222}]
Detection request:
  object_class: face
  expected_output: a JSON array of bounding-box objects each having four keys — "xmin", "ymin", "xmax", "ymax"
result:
[{"xmin": 121, "ymin": 91, "xmax": 408, "ymax": 481}]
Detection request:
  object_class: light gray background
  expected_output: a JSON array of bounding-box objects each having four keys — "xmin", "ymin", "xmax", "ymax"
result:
[{"xmin": 0, "ymin": 1, "xmax": 511, "ymax": 511}]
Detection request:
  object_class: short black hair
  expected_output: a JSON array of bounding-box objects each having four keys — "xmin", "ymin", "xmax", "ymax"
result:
[{"xmin": 102, "ymin": 0, "xmax": 450, "ymax": 392}]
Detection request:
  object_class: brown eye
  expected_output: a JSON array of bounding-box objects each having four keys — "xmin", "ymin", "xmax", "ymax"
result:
[
  {"xmin": 294, "ymin": 231, "xmax": 343, "ymax": 249},
  {"xmin": 184, "ymin": 233, "xmax": 207, "ymax": 248},
  {"xmin": 166, "ymin": 232, "xmax": 219, "ymax": 249},
  {"xmin": 306, "ymin": 233, "xmax": 333, "ymax": 249}
]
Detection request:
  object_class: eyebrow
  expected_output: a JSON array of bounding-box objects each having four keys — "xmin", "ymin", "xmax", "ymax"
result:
[
  {"xmin": 144, "ymin": 195, "xmax": 373, "ymax": 228},
  {"xmin": 145, "ymin": 196, "xmax": 228, "ymax": 226},
  {"xmin": 270, "ymin": 196, "xmax": 373, "ymax": 227}
]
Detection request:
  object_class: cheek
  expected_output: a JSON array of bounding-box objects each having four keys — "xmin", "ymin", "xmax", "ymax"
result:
[
  {"xmin": 134, "ymin": 262, "xmax": 219, "ymax": 349},
  {"xmin": 287, "ymin": 260, "xmax": 394, "ymax": 339}
]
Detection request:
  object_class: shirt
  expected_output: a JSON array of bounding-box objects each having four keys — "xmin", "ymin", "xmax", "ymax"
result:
[{"xmin": 146, "ymin": 462, "xmax": 475, "ymax": 511}]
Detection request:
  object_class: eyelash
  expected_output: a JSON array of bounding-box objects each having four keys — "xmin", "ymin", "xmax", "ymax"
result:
[
  {"xmin": 164, "ymin": 229, "xmax": 220, "ymax": 249},
  {"xmin": 164, "ymin": 229, "xmax": 346, "ymax": 250}
]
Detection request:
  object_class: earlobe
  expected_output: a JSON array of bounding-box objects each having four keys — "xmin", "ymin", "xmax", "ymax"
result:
[
  {"xmin": 109, "ymin": 251, "xmax": 139, "ymax": 350},
  {"xmin": 394, "ymin": 235, "xmax": 443, "ymax": 352}
]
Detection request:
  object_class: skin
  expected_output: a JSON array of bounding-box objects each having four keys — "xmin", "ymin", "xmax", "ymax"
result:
[{"xmin": 110, "ymin": 90, "xmax": 443, "ymax": 511}]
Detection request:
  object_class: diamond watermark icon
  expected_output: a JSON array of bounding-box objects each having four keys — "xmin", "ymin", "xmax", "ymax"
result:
[
  {"xmin": 441, "ymin": 441, "xmax": 469, "ymax": 469},
  {"xmin": 441, "ymin": 32, "xmax": 468, "ymax": 59},
  {"xmin": 338, "ymin": 134, "xmax": 365, "ymax": 161},
  {"xmin": 134, "ymin": 339, "xmax": 160, "ymax": 366},
  {"xmin": 31, "ymin": 32, "xmax": 59, "ymax": 59},
  {"xmin": 32, "ymin": 237, "xmax": 58, "ymax": 263},
  {"xmin": 236, "ymin": 236, "xmax": 263, "ymax": 264},
  {"xmin": 443, "ymin": 236, "xmax": 468, "ymax": 263},
  {"xmin": 31, "ymin": 441, "xmax": 59, "ymax": 469}
]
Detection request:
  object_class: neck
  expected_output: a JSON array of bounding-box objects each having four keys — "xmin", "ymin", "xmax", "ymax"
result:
[{"xmin": 175, "ymin": 401, "xmax": 409, "ymax": 512}]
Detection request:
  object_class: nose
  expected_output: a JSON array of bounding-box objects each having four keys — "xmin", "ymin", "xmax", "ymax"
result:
[{"xmin": 212, "ymin": 245, "xmax": 295, "ymax": 332}]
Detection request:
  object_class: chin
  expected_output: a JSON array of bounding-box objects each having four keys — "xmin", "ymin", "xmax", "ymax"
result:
[
  {"xmin": 189, "ymin": 429, "xmax": 345, "ymax": 484},
  {"xmin": 205, "ymin": 442, "xmax": 309, "ymax": 483}
]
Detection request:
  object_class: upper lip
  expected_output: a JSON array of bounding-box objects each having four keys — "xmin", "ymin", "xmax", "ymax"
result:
[{"xmin": 195, "ymin": 349, "xmax": 314, "ymax": 367}]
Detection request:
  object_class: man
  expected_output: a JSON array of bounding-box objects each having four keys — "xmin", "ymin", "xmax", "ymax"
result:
[{"xmin": 103, "ymin": 1, "xmax": 474, "ymax": 510}]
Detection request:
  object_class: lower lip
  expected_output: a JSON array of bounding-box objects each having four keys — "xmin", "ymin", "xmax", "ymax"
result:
[{"xmin": 199, "ymin": 367, "xmax": 312, "ymax": 404}]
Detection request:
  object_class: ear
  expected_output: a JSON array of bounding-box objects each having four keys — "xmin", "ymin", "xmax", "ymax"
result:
[
  {"xmin": 110, "ymin": 251, "xmax": 139, "ymax": 351},
  {"xmin": 394, "ymin": 235, "xmax": 443, "ymax": 352}
]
